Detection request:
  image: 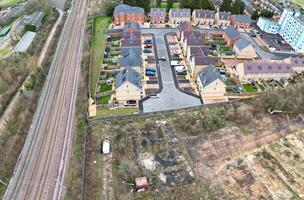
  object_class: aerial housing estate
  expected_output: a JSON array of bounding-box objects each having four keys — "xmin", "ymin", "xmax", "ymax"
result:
[{"xmin": 257, "ymin": 7, "xmax": 304, "ymax": 52}]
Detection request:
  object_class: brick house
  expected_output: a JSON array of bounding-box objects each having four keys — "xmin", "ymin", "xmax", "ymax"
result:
[
  {"xmin": 230, "ymin": 15, "xmax": 252, "ymax": 29},
  {"xmin": 113, "ymin": 4, "xmax": 145, "ymax": 26},
  {"xmin": 192, "ymin": 9, "xmax": 215, "ymax": 26},
  {"xmin": 223, "ymin": 26, "xmax": 241, "ymax": 47},
  {"xmin": 169, "ymin": 8, "xmax": 191, "ymax": 25},
  {"xmin": 215, "ymin": 11, "xmax": 231, "ymax": 27},
  {"xmin": 150, "ymin": 8, "xmax": 166, "ymax": 24}
]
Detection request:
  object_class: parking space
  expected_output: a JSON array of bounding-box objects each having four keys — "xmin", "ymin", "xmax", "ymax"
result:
[
  {"xmin": 141, "ymin": 28, "xmax": 201, "ymax": 113},
  {"xmin": 142, "ymin": 34, "xmax": 160, "ymax": 96}
]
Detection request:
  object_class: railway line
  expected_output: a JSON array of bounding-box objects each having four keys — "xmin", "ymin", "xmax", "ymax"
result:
[{"xmin": 3, "ymin": 0, "xmax": 88, "ymax": 199}]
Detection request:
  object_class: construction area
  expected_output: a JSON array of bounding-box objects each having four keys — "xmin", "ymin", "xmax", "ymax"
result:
[{"xmin": 85, "ymin": 95, "xmax": 304, "ymax": 199}]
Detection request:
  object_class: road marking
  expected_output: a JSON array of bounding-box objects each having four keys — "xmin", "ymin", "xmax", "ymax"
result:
[{"xmin": 162, "ymin": 81, "xmax": 174, "ymax": 84}]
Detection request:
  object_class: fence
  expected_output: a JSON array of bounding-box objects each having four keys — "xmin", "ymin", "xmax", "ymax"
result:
[{"xmin": 88, "ymin": 99, "xmax": 240, "ymax": 125}]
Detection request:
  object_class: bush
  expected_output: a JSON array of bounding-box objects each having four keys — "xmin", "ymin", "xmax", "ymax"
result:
[{"xmin": 24, "ymin": 24, "xmax": 37, "ymax": 32}]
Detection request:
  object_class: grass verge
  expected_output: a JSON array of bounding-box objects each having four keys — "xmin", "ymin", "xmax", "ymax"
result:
[
  {"xmin": 96, "ymin": 107, "xmax": 138, "ymax": 116},
  {"xmin": 0, "ymin": 0, "xmax": 23, "ymax": 8},
  {"xmin": 243, "ymin": 84, "xmax": 257, "ymax": 93},
  {"xmin": 90, "ymin": 16, "xmax": 111, "ymax": 98}
]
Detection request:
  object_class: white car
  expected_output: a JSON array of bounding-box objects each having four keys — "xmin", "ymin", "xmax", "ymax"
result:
[{"xmin": 102, "ymin": 140, "xmax": 110, "ymax": 154}]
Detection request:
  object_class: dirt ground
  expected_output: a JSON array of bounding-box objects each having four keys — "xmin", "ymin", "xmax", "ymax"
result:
[{"xmin": 86, "ymin": 106, "xmax": 304, "ymax": 200}]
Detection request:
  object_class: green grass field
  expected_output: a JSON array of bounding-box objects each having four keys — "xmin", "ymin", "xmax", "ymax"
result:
[
  {"xmin": 243, "ymin": 84, "xmax": 257, "ymax": 93},
  {"xmin": 90, "ymin": 16, "xmax": 112, "ymax": 98},
  {"xmin": 99, "ymin": 83, "xmax": 112, "ymax": 93},
  {"xmin": 0, "ymin": 0, "xmax": 23, "ymax": 8}
]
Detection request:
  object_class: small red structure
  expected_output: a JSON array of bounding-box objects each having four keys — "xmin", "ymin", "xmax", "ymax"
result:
[{"xmin": 135, "ymin": 177, "xmax": 149, "ymax": 190}]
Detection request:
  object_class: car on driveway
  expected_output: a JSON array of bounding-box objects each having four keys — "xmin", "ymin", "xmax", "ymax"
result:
[
  {"xmin": 146, "ymin": 70, "xmax": 156, "ymax": 76},
  {"xmin": 146, "ymin": 68, "xmax": 156, "ymax": 72},
  {"xmin": 143, "ymin": 49, "xmax": 152, "ymax": 53}
]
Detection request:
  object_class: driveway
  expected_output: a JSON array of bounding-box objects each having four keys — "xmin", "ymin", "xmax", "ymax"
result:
[{"xmin": 142, "ymin": 29, "xmax": 202, "ymax": 113}]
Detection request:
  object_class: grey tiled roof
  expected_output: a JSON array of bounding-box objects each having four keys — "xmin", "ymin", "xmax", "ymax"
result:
[
  {"xmin": 190, "ymin": 47, "xmax": 208, "ymax": 57},
  {"xmin": 183, "ymin": 30, "xmax": 201, "ymax": 40},
  {"xmin": 115, "ymin": 67, "xmax": 141, "ymax": 89},
  {"xmin": 243, "ymin": 61, "xmax": 293, "ymax": 74},
  {"xmin": 187, "ymin": 38, "xmax": 205, "ymax": 46},
  {"xmin": 199, "ymin": 65, "xmax": 225, "ymax": 87},
  {"xmin": 219, "ymin": 11, "xmax": 231, "ymax": 20},
  {"xmin": 119, "ymin": 47, "xmax": 142, "ymax": 67},
  {"xmin": 169, "ymin": 8, "xmax": 191, "ymax": 18},
  {"xmin": 224, "ymin": 26, "xmax": 241, "ymax": 40},
  {"xmin": 121, "ymin": 39, "xmax": 141, "ymax": 47},
  {"xmin": 31, "ymin": 11, "xmax": 44, "ymax": 27},
  {"xmin": 194, "ymin": 56, "xmax": 215, "ymax": 65},
  {"xmin": 234, "ymin": 37, "xmax": 252, "ymax": 51},
  {"xmin": 123, "ymin": 22, "xmax": 141, "ymax": 33},
  {"xmin": 194, "ymin": 9, "xmax": 215, "ymax": 19},
  {"xmin": 178, "ymin": 21, "xmax": 193, "ymax": 32},
  {"xmin": 233, "ymin": 15, "xmax": 252, "ymax": 24},
  {"xmin": 150, "ymin": 8, "xmax": 166, "ymax": 17},
  {"xmin": 114, "ymin": 4, "xmax": 144, "ymax": 15},
  {"xmin": 123, "ymin": 31, "xmax": 141, "ymax": 40}
]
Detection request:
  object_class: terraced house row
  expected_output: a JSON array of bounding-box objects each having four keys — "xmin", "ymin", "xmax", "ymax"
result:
[{"xmin": 113, "ymin": 4, "xmax": 252, "ymax": 28}]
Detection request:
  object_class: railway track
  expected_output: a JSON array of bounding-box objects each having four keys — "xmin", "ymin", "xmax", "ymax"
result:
[{"xmin": 3, "ymin": 0, "xmax": 88, "ymax": 199}]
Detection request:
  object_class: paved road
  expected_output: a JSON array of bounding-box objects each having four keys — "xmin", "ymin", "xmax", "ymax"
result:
[
  {"xmin": 142, "ymin": 29, "xmax": 202, "ymax": 113},
  {"xmin": 3, "ymin": 0, "xmax": 88, "ymax": 199}
]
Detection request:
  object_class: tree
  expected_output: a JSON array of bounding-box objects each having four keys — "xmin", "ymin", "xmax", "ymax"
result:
[
  {"xmin": 167, "ymin": 0, "xmax": 174, "ymax": 12},
  {"xmin": 200, "ymin": 0, "xmax": 214, "ymax": 10},
  {"xmin": 105, "ymin": 1, "xmax": 119, "ymax": 16},
  {"xmin": 156, "ymin": 0, "xmax": 162, "ymax": 7},
  {"xmin": 219, "ymin": 0, "xmax": 232, "ymax": 12},
  {"xmin": 230, "ymin": 0, "xmax": 244, "ymax": 14},
  {"xmin": 251, "ymin": 10, "xmax": 259, "ymax": 20},
  {"xmin": 123, "ymin": 0, "xmax": 151, "ymax": 13}
]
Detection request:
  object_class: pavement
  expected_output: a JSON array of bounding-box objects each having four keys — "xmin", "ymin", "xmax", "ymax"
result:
[{"xmin": 141, "ymin": 29, "xmax": 202, "ymax": 113}]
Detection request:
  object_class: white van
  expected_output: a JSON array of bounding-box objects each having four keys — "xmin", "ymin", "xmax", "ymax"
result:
[{"xmin": 102, "ymin": 140, "xmax": 110, "ymax": 154}]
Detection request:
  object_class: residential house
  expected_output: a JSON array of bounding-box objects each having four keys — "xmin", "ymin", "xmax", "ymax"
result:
[
  {"xmin": 123, "ymin": 21, "xmax": 141, "ymax": 33},
  {"xmin": 150, "ymin": 8, "xmax": 166, "ymax": 24},
  {"xmin": 192, "ymin": 9, "xmax": 215, "ymax": 26},
  {"xmin": 183, "ymin": 38, "xmax": 205, "ymax": 56},
  {"xmin": 186, "ymin": 46, "xmax": 208, "ymax": 61},
  {"xmin": 233, "ymin": 61, "xmax": 293, "ymax": 83},
  {"xmin": 169, "ymin": 8, "xmax": 191, "ymax": 25},
  {"xmin": 189, "ymin": 55, "xmax": 216, "ymax": 77},
  {"xmin": 113, "ymin": 4, "xmax": 145, "ymax": 26},
  {"xmin": 230, "ymin": 15, "xmax": 252, "ymax": 29},
  {"xmin": 233, "ymin": 37, "xmax": 257, "ymax": 59},
  {"xmin": 284, "ymin": 56, "xmax": 304, "ymax": 73},
  {"xmin": 197, "ymin": 65, "xmax": 227, "ymax": 98},
  {"xmin": 178, "ymin": 21, "xmax": 194, "ymax": 41},
  {"xmin": 215, "ymin": 11, "xmax": 231, "ymax": 27},
  {"xmin": 119, "ymin": 47, "xmax": 143, "ymax": 72},
  {"xmin": 115, "ymin": 67, "xmax": 142, "ymax": 106},
  {"xmin": 223, "ymin": 26, "xmax": 241, "ymax": 46}
]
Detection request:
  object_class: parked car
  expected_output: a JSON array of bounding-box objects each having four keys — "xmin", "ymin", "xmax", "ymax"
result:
[
  {"xmin": 143, "ymin": 49, "xmax": 152, "ymax": 53},
  {"xmin": 144, "ymin": 39, "xmax": 152, "ymax": 43},
  {"xmin": 158, "ymin": 56, "xmax": 166, "ymax": 61},
  {"xmin": 144, "ymin": 44, "xmax": 152, "ymax": 48},
  {"xmin": 146, "ymin": 68, "xmax": 156, "ymax": 72},
  {"xmin": 149, "ymin": 93, "xmax": 160, "ymax": 98},
  {"xmin": 231, "ymin": 87, "xmax": 241, "ymax": 93},
  {"xmin": 102, "ymin": 140, "xmax": 110, "ymax": 154},
  {"xmin": 146, "ymin": 71, "xmax": 156, "ymax": 76}
]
